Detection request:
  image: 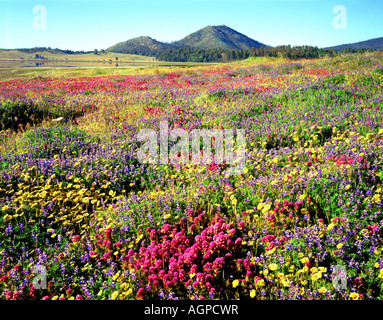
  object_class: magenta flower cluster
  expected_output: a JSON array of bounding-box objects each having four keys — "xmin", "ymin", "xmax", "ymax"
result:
[{"xmin": 124, "ymin": 210, "xmax": 258, "ymax": 299}]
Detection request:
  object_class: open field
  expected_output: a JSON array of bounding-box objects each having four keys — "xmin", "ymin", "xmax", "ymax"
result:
[
  {"xmin": 0, "ymin": 65, "xmax": 204, "ymax": 83},
  {"xmin": 0, "ymin": 50, "xmax": 217, "ymax": 82},
  {"xmin": 0, "ymin": 53, "xmax": 383, "ymax": 300},
  {"xmin": 0, "ymin": 50, "xmax": 154, "ymax": 62}
]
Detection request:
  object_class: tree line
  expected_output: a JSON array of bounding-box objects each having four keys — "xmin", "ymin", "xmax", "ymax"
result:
[
  {"xmin": 15, "ymin": 47, "xmax": 90, "ymax": 55},
  {"xmin": 8, "ymin": 45, "xmax": 379, "ymax": 63},
  {"xmin": 155, "ymin": 46, "xmax": 379, "ymax": 62}
]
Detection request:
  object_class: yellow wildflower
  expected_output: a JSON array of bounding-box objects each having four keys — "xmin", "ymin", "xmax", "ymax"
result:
[
  {"xmin": 256, "ymin": 279, "xmax": 265, "ymax": 287},
  {"xmin": 310, "ymin": 267, "xmax": 318, "ymax": 273},
  {"xmin": 281, "ymin": 279, "xmax": 290, "ymax": 287},
  {"xmin": 301, "ymin": 257, "xmax": 309, "ymax": 264},
  {"xmin": 319, "ymin": 287, "xmax": 327, "ymax": 294},
  {"xmin": 311, "ymin": 273, "xmax": 319, "ymax": 281},
  {"xmin": 268, "ymin": 263, "xmax": 278, "ymax": 271},
  {"xmin": 349, "ymin": 292, "xmax": 359, "ymax": 300}
]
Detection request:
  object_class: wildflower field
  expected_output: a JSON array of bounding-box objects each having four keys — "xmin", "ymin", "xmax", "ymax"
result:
[{"xmin": 1, "ymin": 53, "xmax": 383, "ymax": 301}]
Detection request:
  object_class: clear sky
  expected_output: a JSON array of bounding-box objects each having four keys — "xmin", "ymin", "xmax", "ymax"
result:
[{"xmin": 0, "ymin": 0, "xmax": 382, "ymax": 51}]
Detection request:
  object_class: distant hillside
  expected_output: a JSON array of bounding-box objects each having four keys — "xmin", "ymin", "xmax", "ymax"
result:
[
  {"xmin": 105, "ymin": 36, "xmax": 179, "ymax": 56},
  {"xmin": 174, "ymin": 25, "xmax": 267, "ymax": 50},
  {"xmin": 106, "ymin": 25, "xmax": 269, "ymax": 56},
  {"xmin": 328, "ymin": 37, "xmax": 383, "ymax": 51},
  {"xmin": 0, "ymin": 47, "xmax": 90, "ymax": 55}
]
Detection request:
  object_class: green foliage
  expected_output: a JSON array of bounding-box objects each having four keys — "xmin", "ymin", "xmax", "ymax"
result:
[
  {"xmin": 106, "ymin": 36, "xmax": 178, "ymax": 57},
  {"xmin": 325, "ymin": 74, "xmax": 346, "ymax": 85},
  {"xmin": 155, "ymin": 45, "xmax": 345, "ymax": 63},
  {"xmin": 0, "ymin": 208, "xmax": 58, "ymax": 254},
  {"xmin": 16, "ymin": 46, "xmax": 89, "ymax": 55},
  {"xmin": 93, "ymin": 68, "xmax": 106, "ymax": 76},
  {"xmin": 0, "ymin": 97, "xmax": 97, "ymax": 133},
  {"xmin": 23, "ymin": 126, "xmax": 89, "ymax": 145},
  {"xmin": 0, "ymin": 101, "xmax": 44, "ymax": 131},
  {"xmin": 21, "ymin": 126, "xmax": 97, "ymax": 159}
]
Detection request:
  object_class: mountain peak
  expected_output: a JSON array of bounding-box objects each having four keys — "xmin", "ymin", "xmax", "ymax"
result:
[
  {"xmin": 106, "ymin": 25, "xmax": 268, "ymax": 56},
  {"xmin": 172, "ymin": 25, "xmax": 267, "ymax": 50},
  {"xmin": 106, "ymin": 36, "xmax": 179, "ymax": 56}
]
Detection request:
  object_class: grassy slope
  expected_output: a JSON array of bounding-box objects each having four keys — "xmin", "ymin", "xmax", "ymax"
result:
[
  {"xmin": 106, "ymin": 36, "xmax": 177, "ymax": 55},
  {"xmin": 0, "ymin": 50, "xmax": 154, "ymax": 62},
  {"xmin": 328, "ymin": 37, "xmax": 383, "ymax": 51}
]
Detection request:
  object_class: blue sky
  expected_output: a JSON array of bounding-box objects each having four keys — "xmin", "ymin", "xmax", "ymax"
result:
[{"xmin": 0, "ymin": 0, "xmax": 382, "ymax": 51}]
